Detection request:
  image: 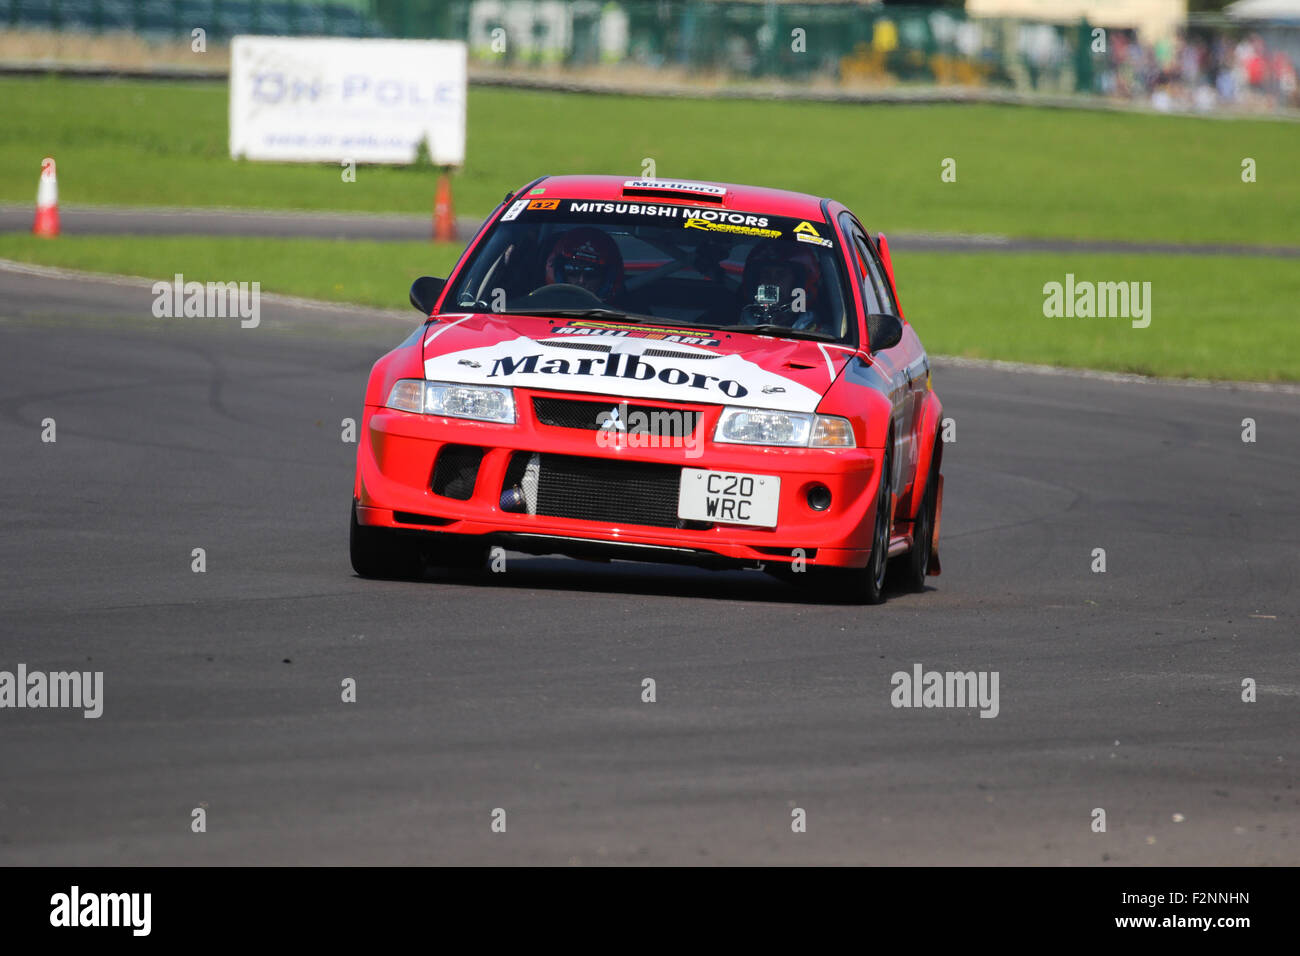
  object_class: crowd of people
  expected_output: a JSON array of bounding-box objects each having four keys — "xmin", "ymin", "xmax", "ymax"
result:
[{"xmin": 1097, "ymin": 28, "xmax": 1299, "ymax": 112}]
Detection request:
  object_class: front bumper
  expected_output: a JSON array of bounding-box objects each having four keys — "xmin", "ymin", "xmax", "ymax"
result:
[{"xmin": 354, "ymin": 388, "xmax": 882, "ymax": 569}]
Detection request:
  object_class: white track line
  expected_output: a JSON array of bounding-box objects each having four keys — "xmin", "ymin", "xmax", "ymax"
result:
[
  {"xmin": 0, "ymin": 257, "xmax": 410, "ymax": 320},
  {"xmin": 931, "ymin": 354, "xmax": 1300, "ymax": 395}
]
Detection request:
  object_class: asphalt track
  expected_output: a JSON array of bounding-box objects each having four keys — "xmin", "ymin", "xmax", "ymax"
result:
[
  {"xmin": 0, "ymin": 263, "xmax": 1296, "ymax": 865},
  {"xmin": 4, "ymin": 203, "xmax": 1300, "ymax": 257}
]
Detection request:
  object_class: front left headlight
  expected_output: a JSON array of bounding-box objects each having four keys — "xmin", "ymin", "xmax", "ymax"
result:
[
  {"xmin": 714, "ymin": 408, "xmax": 855, "ymax": 448},
  {"xmin": 385, "ymin": 379, "xmax": 516, "ymax": 424}
]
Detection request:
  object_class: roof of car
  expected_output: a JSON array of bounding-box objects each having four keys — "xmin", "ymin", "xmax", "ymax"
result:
[{"xmin": 527, "ymin": 175, "xmax": 831, "ymax": 221}]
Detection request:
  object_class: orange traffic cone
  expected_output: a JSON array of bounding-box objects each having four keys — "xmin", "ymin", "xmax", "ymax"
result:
[
  {"xmin": 433, "ymin": 172, "xmax": 456, "ymax": 242},
  {"xmin": 33, "ymin": 157, "xmax": 60, "ymax": 238}
]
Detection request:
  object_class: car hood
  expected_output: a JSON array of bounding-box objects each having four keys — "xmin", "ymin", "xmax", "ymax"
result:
[{"xmin": 421, "ymin": 313, "xmax": 852, "ymax": 412}]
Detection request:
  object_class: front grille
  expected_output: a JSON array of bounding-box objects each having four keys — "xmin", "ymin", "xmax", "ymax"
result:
[
  {"xmin": 533, "ymin": 396, "xmax": 702, "ymax": 436},
  {"xmin": 502, "ymin": 451, "xmax": 707, "ymax": 529},
  {"xmin": 431, "ymin": 444, "xmax": 485, "ymax": 500}
]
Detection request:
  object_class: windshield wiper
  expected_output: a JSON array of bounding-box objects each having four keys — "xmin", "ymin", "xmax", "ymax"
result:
[
  {"xmin": 498, "ymin": 308, "xmax": 648, "ymax": 322},
  {"xmin": 718, "ymin": 323, "xmax": 841, "ymax": 343}
]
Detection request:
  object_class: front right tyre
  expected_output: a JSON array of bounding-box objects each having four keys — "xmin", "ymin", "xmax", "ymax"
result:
[{"xmin": 349, "ymin": 501, "xmax": 425, "ymax": 580}]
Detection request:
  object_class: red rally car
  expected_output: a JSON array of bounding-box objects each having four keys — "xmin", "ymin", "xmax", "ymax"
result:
[{"xmin": 351, "ymin": 176, "xmax": 944, "ymax": 603}]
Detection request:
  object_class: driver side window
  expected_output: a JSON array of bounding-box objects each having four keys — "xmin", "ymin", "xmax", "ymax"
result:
[
  {"xmin": 839, "ymin": 214, "xmax": 897, "ymax": 317},
  {"xmin": 860, "ymin": 238, "xmax": 898, "ymax": 317}
]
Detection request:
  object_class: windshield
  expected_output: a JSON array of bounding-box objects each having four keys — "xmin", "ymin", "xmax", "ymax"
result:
[{"xmin": 446, "ymin": 198, "xmax": 855, "ymax": 345}]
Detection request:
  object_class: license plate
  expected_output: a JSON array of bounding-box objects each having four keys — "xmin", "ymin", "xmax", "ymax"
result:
[{"xmin": 678, "ymin": 468, "xmax": 780, "ymax": 527}]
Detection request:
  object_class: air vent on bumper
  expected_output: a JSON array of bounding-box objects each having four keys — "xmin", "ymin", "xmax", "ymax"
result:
[{"xmin": 431, "ymin": 444, "xmax": 486, "ymax": 500}]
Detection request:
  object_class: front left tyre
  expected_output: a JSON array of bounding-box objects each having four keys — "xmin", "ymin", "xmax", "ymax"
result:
[
  {"xmin": 797, "ymin": 442, "xmax": 892, "ymax": 605},
  {"xmin": 855, "ymin": 442, "xmax": 893, "ymax": 605}
]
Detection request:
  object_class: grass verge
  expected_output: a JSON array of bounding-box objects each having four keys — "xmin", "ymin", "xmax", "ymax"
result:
[
  {"xmin": 0, "ymin": 235, "xmax": 465, "ymax": 310},
  {"xmin": 3, "ymin": 76, "xmax": 1299, "ymax": 245},
  {"xmin": 2, "ymin": 234, "xmax": 1295, "ymax": 381}
]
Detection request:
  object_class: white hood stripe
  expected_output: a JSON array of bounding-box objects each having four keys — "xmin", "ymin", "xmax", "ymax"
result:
[
  {"xmin": 817, "ymin": 344, "xmax": 838, "ymax": 384},
  {"xmin": 424, "ymin": 334, "xmax": 826, "ymax": 412},
  {"xmin": 423, "ymin": 315, "xmax": 472, "ymax": 347}
]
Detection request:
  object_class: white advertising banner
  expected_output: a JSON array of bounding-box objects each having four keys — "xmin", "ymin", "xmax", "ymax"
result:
[{"xmin": 229, "ymin": 36, "xmax": 467, "ymax": 165}]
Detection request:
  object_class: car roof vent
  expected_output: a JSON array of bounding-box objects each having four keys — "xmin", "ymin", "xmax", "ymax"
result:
[{"xmin": 621, "ymin": 180, "xmax": 727, "ymax": 204}]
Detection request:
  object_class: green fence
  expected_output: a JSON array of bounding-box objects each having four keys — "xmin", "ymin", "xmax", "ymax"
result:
[
  {"xmin": 5, "ymin": 0, "xmax": 1299, "ymax": 107},
  {"xmin": 3, "ymin": 0, "xmax": 381, "ymax": 37},
  {"xmin": 0, "ymin": 0, "xmax": 1090, "ymax": 89},
  {"xmin": 411, "ymin": 1, "xmax": 1086, "ymax": 89}
]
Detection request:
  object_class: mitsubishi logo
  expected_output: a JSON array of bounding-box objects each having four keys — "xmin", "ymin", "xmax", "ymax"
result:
[{"xmin": 599, "ymin": 405, "xmax": 627, "ymax": 432}]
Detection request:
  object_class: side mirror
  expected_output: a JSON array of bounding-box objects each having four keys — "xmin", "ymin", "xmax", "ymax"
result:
[
  {"xmin": 409, "ymin": 276, "xmax": 446, "ymax": 316},
  {"xmin": 866, "ymin": 313, "xmax": 903, "ymax": 353}
]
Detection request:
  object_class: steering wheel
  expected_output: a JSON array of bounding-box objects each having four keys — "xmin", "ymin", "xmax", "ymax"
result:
[{"xmin": 519, "ymin": 283, "xmax": 605, "ymax": 308}]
